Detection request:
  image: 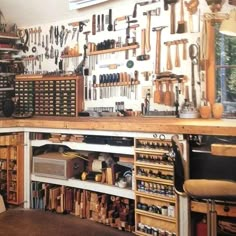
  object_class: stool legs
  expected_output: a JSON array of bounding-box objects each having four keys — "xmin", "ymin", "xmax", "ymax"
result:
[{"xmin": 207, "ymin": 200, "xmax": 217, "ymax": 236}]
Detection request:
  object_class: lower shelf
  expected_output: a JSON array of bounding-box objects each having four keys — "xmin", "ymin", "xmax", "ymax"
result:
[
  {"xmin": 136, "ymin": 209, "xmax": 176, "ymax": 223},
  {"xmin": 31, "ymin": 174, "xmax": 134, "ymax": 199},
  {"xmin": 191, "ymin": 200, "xmax": 236, "ymax": 217}
]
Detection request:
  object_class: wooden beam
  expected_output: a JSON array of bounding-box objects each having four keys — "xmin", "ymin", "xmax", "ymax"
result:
[{"xmin": 206, "ymin": 21, "xmax": 216, "ymax": 106}]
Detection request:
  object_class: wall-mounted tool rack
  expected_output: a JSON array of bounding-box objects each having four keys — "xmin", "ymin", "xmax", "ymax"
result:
[{"xmin": 15, "ymin": 74, "xmax": 84, "ymax": 117}]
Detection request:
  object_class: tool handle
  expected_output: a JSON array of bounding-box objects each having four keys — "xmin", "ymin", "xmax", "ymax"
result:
[
  {"xmin": 119, "ymin": 72, "xmax": 124, "ymax": 85},
  {"xmin": 155, "ymin": 30, "xmax": 161, "ymax": 74},
  {"xmin": 175, "ymin": 42, "xmax": 180, "ymax": 67},
  {"xmin": 133, "ymin": 3, "xmax": 138, "ymax": 18},
  {"xmin": 92, "ymin": 15, "xmax": 96, "ymax": 35},
  {"xmin": 180, "ymin": 0, "xmax": 184, "ymax": 21},
  {"xmin": 170, "ymin": 3, "xmax": 176, "ymax": 34},
  {"xmin": 166, "ymin": 43, "xmax": 172, "ymax": 70},
  {"xmin": 123, "ymin": 72, "xmax": 128, "ymax": 85},
  {"xmin": 115, "ymin": 16, "xmax": 126, "ymax": 22},
  {"xmin": 145, "ymin": 12, "xmax": 151, "ymax": 52},
  {"xmin": 141, "ymin": 29, "xmax": 146, "ymax": 55},
  {"xmin": 183, "ymin": 40, "xmax": 187, "ymax": 60}
]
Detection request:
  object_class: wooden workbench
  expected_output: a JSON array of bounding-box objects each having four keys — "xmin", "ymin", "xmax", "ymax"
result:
[{"xmin": 0, "ymin": 117, "xmax": 235, "ymax": 136}]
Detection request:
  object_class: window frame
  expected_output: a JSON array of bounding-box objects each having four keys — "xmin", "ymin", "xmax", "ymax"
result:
[{"xmin": 206, "ymin": 19, "xmax": 236, "ymax": 112}]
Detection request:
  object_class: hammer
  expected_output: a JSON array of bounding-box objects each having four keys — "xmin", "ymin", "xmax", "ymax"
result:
[
  {"xmin": 164, "ymin": 0, "xmax": 178, "ymax": 34},
  {"xmin": 143, "ymin": 8, "xmax": 161, "ymax": 52},
  {"xmin": 137, "ymin": 29, "xmax": 150, "ymax": 61},
  {"xmin": 152, "ymin": 26, "xmax": 167, "ymax": 74},
  {"xmin": 113, "ymin": 15, "xmax": 129, "ymax": 31},
  {"xmin": 164, "ymin": 41, "xmax": 173, "ymax": 70},
  {"xmin": 132, "ymin": 0, "xmax": 158, "ymax": 18}
]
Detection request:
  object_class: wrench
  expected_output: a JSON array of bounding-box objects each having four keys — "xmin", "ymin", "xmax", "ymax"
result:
[
  {"xmin": 30, "ymin": 28, "xmax": 33, "ymax": 43},
  {"xmin": 60, "ymin": 25, "xmax": 65, "ymax": 47},
  {"xmin": 50, "ymin": 45, "xmax": 54, "ymax": 59},
  {"xmin": 34, "ymin": 27, "xmax": 37, "ymax": 45},
  {"xmin": 38, "ymin": 26, "xmax": 42, "ymax": 46},
  {"xmin": 64, "ymin": 29, "xmax": 71, "ymax": 45},
  {"xmin": 54, "ymin": 26, "xmax": 59, "ymax": 45},
  {"xmin": 42, "ymin": 35, "xmax": 45, "ymax": 48},
  {"xmin": 72, "ymin": 28, "xmax": 77, "ymax": 40},
  {"xmin": 45, "ymin": 35, "xmax": 49, "ymax": 59},
  {"xmin": 49, "ymin": 25, "xmax": 54, "ymax": 44},
  {"xmin": 28, "ymin": 28, "xmax": 31, "ymax": 47}
]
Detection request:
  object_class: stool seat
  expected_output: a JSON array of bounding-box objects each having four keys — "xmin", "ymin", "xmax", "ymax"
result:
[{"xmin": 184, "ymin": 179, "xmax": 236, "ymax": 200}]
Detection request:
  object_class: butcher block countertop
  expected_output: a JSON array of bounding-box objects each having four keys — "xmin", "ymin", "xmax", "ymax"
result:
[{"xmin": 0, "ymin": 117, "xmax": 235, "ymax": 136}]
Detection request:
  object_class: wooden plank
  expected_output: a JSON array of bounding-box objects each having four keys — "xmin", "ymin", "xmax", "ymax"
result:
[
  {"xmin": 0, "ymin": 117, "xmax": 236, "ymax": 136},
  {"xmin": 15, "ymin": 75, "xmax": 79, "ymax": 81},
  {"xmin": 211, "ymin": 144, "xmax": 236, "ymax": 157},
  {"xmin": 88, "ymin": 44, "xmax": 139, "ymax": 56},
  {"xmin": 191, "ymin": 200, "xmax": 236, "ymax": 217},
  {"xmin": 205, "ymin": 21, "xmax": 216, "ymax": 106}
]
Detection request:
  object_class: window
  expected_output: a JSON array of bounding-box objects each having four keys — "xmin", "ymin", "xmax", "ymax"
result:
[
  {"xmin": 206, "ymin": 20, "xmax": 236, "ymax": 119},
  {"xmin": 215, "ymin": 23, "xmax": 236, "ymax": 118}
]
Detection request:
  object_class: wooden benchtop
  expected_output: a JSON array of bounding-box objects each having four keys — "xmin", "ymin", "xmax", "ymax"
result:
[{"xmin": 0, "ymin": 117, "xmax": 235, "ymax": 136}]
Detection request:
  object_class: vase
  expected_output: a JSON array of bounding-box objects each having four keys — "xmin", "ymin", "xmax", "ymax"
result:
[
  {"xmin": 200, "ymin": 105, "xmax": 211, "ymax": 119},
  {"xmin": 212, "ymin": 103, "xmax": 224, "ymax": 119}
]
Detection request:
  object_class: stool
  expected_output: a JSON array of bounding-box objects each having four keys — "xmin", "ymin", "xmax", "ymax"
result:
[{"xmin": 171, "ymin": 136, "xmax": 236, "ymax": 236}]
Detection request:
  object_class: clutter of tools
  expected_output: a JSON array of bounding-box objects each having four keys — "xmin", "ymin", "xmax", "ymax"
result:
[{"xmin": 17, "ymin": 0, "xmax": 205, "ymax": 118}]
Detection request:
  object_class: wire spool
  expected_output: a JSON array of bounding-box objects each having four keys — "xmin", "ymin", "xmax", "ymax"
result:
[
  {"xmin": 92, "ymin": 160, "xmax": 105, "ymax": 173},
  {"xmin": 2, "ymin": 99, "xmax": 15, "ymax": 117}
]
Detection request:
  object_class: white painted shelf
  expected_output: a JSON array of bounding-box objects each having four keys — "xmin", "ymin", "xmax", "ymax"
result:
[
  {"xmin": 0, "ymin": 48, "xmax": 20, "ymax": 52},
  {"xmin": 31, "ymin": 139, "xmax": 134, "ymax": 155},
  {"xmin": 0, "ymin": 34, "xmax": 19, "ymax": 40},
  {"xmin": 31, "ymin": 174, "xmax": 134, "ymax": 199}
]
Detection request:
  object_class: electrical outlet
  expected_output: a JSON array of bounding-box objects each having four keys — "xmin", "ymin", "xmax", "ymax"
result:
[{"xmin": 141, "ymin": 86, "xmax": 153, "ymax": 98}]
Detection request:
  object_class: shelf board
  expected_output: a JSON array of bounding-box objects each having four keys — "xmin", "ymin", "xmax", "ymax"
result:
[
  {"xmin": 31, "ymin": 174, "xmax": 134, "ymax": 199},
  {"xmin": 135, "ymin": 209, "xmax": 176, "ymax": 223},
  {"xmin": 0, "ymin": 48, "xmax": 20, "ymax": 52},
  {"xmin": 0, "ymin": 72, "xmax": 15, "ymax": 76},
  {"xmin": 135, "ymin": 161, "xmax": 173, "ymax": 171},
  {"xmin": 136, "ymin": 175, "xmax": 173, "ymax": 186},
  {"xmin": 0, "ymin": 59, "xmax": 13, "ymax": 63},
  {"xmin": 7, "ymin": 200, "xmax": 18, "ymax": 205},
  {"xmin": 135, "ymin": 148, "xmax": 169, "ymax": 154},
  {"xmin": 135, "ymin": 191, "xmax": 176, "ymax": 203},
  {"xmin": 9, "ymin": 190, "xmax": 17, "ymax": 192},
  {"xmin": 31, "ymin": 139, "xmax": 134, "ymax": 155},
  {"xmin": 135, "ymin": 230, "xmax": 150, "ymax": 236},
  {"xmin": 88, "ymin": 44, "xmax": 139, "ymax": 56},
  {"xmin": 0, "ymin": 33, "xmax": 19, "ymax": 40},
  {"xmin": 61, "ymin": 54, "xmax": 82, "ymax": 58}
]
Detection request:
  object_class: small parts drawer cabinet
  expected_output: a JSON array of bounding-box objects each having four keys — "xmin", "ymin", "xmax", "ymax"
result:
[
  {"xmin": 15, "ymin": 75, "xmax": 84, "ymax": 117},
  {"xmin": 134, "ymin": 137, "xmax": 179, "ymax": 236}
]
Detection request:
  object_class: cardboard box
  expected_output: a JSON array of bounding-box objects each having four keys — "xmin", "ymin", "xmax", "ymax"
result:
[{"xmin": 33, "ymin": 152, "xmax": 84, "ymax": 179}]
